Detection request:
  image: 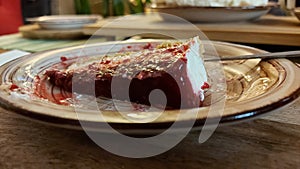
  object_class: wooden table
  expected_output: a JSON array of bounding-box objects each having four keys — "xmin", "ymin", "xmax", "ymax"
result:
[
  {"xmin": 83, "ymin": 14, "xmax": 300, "ymax": 46},
  {"xmin": 0, "ymin": 99, "xmax": 299, "ymax": 168},
  {"xmin": 0, "ymin": 49, "xmax": 7, "ymax": 53}
]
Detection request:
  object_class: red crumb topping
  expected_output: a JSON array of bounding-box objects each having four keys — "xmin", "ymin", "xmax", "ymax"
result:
[
  {"xmin": 201, "ymin": 82, "xmax": 210, "ymax": 90},
  {"xmin": 180, "ymin": 57, "xmax": 187, "ymax": 63},
  {"xmin": 143, "ymin": 43, "xmax": 152, "ymax": 49},
  {"xmin": 183, "ymin": 44, "xmax": 189, "ymax": 51},
  {"xmin": 60, "ymin": 56, "xmax": 68, "ymax": 62},
  {"xmin": 167, "ymin": 48, "xmax": 176, "ymax": 52},
  {"xmin": 100, "ymin": 60, "xmax": 111, "ymax": 64},
  {"xmin": 9, "ymin": 84, "xmax": 19, "ymax": 90}
]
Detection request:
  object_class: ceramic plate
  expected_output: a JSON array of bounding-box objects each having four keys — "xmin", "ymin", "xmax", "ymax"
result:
[
  {"xmin": 149, "ymin": 5, "xmax": 270, "ymax": 22},
  {"xmin": 0, "ymin": 40, "xmax": 299, "ymax": 134},
  {"xmin": 27, "ymin": 15, "xmax": 102, "ymax": 29}
]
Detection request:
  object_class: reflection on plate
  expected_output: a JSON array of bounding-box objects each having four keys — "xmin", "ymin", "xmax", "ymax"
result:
[
  {"xmin": 149, "ymin": 5, "xmax": 270, "ymax": 22},
  {"xmin": 27, "ymin": 15, "xmax": 102, "ymax": 29},
  {"xmin": 0, "ymin": 40, "xmax": 299, "ymax": 134}
]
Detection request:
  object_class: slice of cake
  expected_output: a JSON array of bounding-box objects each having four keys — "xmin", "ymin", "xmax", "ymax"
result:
[{"xmin": 45, "ymin": 37, "xmax": 208, "ymax": 109}]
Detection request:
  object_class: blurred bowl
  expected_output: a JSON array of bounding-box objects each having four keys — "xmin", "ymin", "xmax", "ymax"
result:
[
  {"xmin": 27, "ymin": 15, "xmax": 102, "ymax": 30},
  {"xmin": 149, "ymin": 5, "xmax": 270, "ymax": 23}
]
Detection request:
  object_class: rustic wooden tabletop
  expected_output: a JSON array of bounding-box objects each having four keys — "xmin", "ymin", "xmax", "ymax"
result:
[
  {"xmin": 83, "ymin": 15, "xmax": 300, "ymax": 46},
  {"xmin": 0, "ymin": 98, "xmax": 299, "ymax": 168}
]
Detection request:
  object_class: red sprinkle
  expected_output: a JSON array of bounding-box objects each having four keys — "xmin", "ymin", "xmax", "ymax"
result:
[
  {"xmin": 180, "ymin": 57, "xmax": 187, "ymax": 63},
  {"xmin": 201, "ymin": 82, "xmax": 210, "ymax": 90},
  {"xmin": 9, "ymin": 84, "xmax": 19, "ymax": 90},
  {"xmin": 127, "ymin": 46, "xmax": 132, "ymax": 49},
  {"xmin": 143, "ymin": 43, "xmax": 152, "ymax": 49},
  {"xmin": 60, "ymin": 56, "xmax": 68, "ymax": 62},
  {"xmin": 183, "ymin": 44, "xmax": 189, "ymax": 51},
  {"xmin": 167, "ymin": 48, "xmax": 176, "ymax": 52},
  {"xmin": 100, "ymin": 60, "xmax": 111, "ymax": 64}
]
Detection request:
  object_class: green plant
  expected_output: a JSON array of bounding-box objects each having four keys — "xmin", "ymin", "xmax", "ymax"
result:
[
  {"xmin": 102, "ymin": 0, "xmax": 151, "ymax": 17},
  {"xmin": 74, "ymin": 0, "xmax": 92, "ymax": 14}
]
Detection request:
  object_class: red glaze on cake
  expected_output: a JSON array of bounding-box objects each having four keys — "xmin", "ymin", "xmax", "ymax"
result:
[{"xmin": 45, "ymin": 37, "xmax": 208, "ymax": 109}]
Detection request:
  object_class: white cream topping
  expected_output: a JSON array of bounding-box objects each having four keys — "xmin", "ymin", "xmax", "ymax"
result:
[{"xmin": 186, "ymin": 37, "xmax": 208, "ymax": 101}]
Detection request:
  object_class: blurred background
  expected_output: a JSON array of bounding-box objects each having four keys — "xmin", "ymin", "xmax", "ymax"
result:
[
  {"xmin": 2, "ymin": 0, "xmax": 299, "ymax": 35},
  {"xmin": 0, "ymin": 0, "xmax": 153, "ymax": 35}
]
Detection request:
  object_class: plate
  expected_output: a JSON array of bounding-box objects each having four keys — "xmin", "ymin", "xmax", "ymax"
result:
[
  {"xmin": 149, "ymin": 5, "xmax": 270, "ymax": 22},
  {"xmin": 27, "ymin": 15, "xmax": 102, "ymax": 29},
  {"xmin": 0, "ymin": 40, "xmax": 299, "ymax": 134}
]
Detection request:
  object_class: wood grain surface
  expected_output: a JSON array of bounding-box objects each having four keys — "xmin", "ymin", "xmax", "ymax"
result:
[
  {"xmin": 0, "ymin": 49, "xmax": 7, "ymax": 54},
  {"xmin": 0, "ymin": 98, "xmax": 299, "ymax": 169},
  {"xmin": 83, "ymin": 15, "xmax": 300, "ymax": 46}
]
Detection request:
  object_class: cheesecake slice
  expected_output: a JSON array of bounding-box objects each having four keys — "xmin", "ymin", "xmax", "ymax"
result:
[{"xmin": 45, "ymin": 37, "xmax": 208, "ymax": 109}]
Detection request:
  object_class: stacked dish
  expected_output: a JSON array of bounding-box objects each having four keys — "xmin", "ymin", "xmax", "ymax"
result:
[{"xmin": 27, "ymin": 15, "xmax": 102, "ymax": 29}]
